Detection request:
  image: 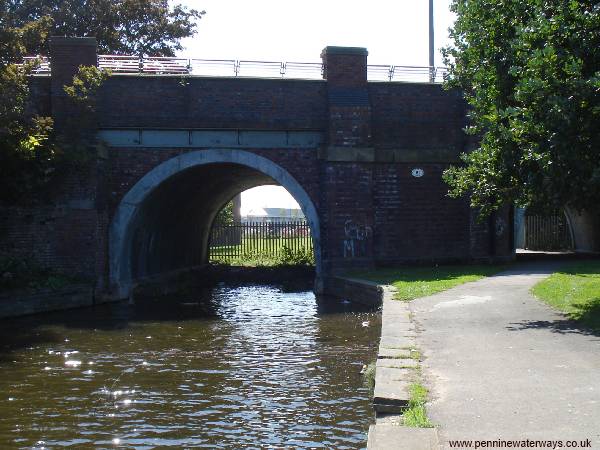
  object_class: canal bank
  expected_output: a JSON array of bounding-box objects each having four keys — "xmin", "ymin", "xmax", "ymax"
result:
[
  {"xmin": 324, "ymin": 275, "xmax": 439, "ymax": 450},
  {"xmin": 0, "ymin": 284, "xmax": 94, "ymax": 319},
  {"xmin": 0, "ymin": 264, "xmax": 315, "ymax": 319}
]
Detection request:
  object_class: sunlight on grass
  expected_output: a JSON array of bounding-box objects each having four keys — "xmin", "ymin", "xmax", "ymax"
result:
[
  {"xmin": 348, "ymin": 265, "xmax": 504, "ymax": 301},
  {"xmin": 402, "ymin": 383, "xmax": 434, "ymax": 428},
  {"xmin": 532, "ymin": 260, "xmax": 600, "ymax": 331}
]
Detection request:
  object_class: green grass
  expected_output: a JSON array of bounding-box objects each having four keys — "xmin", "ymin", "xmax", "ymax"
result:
[
  {"xmin": 532, "ymin": 260, "xmax": 600, "ymax": 332},
  {"xmin": 210, "ymin": 238, "xmax": 314, "ymax": 266},
  {"xmin": 402, "ymin": 383, "xmax": 434, "ymax": 428},
  {"xmin": 348, "ymin": 264, "xmax": 504, "ymax": 301},
  {"xmin": 210, "ymin": 237, "xmax": 311, "ymax": 255}
]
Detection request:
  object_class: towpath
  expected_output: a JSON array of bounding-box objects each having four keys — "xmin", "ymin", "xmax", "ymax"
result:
[{"xmin": 411, "ymin": 263, "xmax": 600, "ymax": 449}]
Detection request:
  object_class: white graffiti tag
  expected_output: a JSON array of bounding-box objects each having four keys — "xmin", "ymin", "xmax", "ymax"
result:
[
  {"xmin": 495, "ymin": 217, "xmax": 506, "ymax": 237},
  {"xmin": 343, "ymin": 220, "xmax": 372, "ymax": 258}
]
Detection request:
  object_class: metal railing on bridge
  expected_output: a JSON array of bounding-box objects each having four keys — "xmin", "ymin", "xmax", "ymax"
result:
[
  {"xmin": 367, "ymin": 64, "xmax": 448, "ymax": 83},
  {"xmin": 98, "ymin": 55, "xmax": 448, "ymax": 82},
  {"xmin": 21, "ymin": 54, "xmax": 449, "ymax": 83},
  {"xmin": 17, "ymin": 56, "xmax": 51, "ymax": 74}
]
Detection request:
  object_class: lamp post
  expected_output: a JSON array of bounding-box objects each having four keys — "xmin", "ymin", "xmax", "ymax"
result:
[{"xmin": 429, "ymin": 0, "xmax": 435, "ymax": 82}]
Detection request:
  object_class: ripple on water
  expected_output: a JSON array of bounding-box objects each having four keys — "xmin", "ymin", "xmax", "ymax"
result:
[{"xmin": 0, "ymin": 285, "xmax": 380, "ymax": 448}]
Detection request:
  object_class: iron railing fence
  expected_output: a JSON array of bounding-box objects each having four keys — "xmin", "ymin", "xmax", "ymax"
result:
[
  {"xmin": 22, "ymin": 54, "xmax": 448, "ymax": 82},
  {"xmin": 209, "ymin": 220, "xmax": 313, "ymax": 262},
  {"xmin": 524, "ymin": 210, "xmax": 574, "ymax": 251},
  {"xmin": 367, "ymin": 64, "xmax": 448, "ymax": 82},
  {"xmin": 16, "ymin": 56, "xmax": 50, "ymax": 74}
]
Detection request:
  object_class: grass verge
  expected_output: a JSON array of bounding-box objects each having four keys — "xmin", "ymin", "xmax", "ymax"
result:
[
  {"xmin": 402, "ymin": 383, "xmax": 434, "ymax": 428},
  {"xmin": 348, "ymin": 264, "xmax": 504, "ymax": 301},
  {"xmin": 210, "ymin": 241, "xmax": 314, "ymax": 267},
  {"xmin": 531, "ymin": 260, "xmax": 600, "ymax": 332}
]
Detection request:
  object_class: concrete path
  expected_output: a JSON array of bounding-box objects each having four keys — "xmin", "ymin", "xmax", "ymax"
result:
[{"xmin": 411, "ymin": 263, "xmax": 600, "ymax": 449}]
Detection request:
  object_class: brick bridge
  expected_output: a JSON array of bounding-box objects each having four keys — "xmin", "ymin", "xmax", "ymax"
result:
[{"xmin": 6, "ymin": 37, "xmax": 520, "ymax": 299}]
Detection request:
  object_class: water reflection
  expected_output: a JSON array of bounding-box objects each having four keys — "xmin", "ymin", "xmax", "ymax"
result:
[{"xmin": 0, "ymin": 284, "xmax": 380, "ymax": 448}]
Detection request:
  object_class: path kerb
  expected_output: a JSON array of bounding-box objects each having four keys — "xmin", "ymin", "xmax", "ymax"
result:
[
  {"xmin": 373, "ymin": 286, "xmax": 416, "ymax": 413},
  {"xmin": 326, "ymin": 276, "xmax": 439, "ymax": 450}
]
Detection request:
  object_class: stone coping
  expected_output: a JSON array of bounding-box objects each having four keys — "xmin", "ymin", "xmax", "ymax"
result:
[
  {"xmin": 325, "ymin": 275, "xmax": 439, "ymax": 450},
  {"xmin": 322, "ymin": 46, "xmax": 368, "ymax": 56},
  {"xmin": 50, "ymin": 36, "xmax": 97, "ymax": 46}
]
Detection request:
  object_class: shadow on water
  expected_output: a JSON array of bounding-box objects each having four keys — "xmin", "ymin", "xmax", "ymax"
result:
[{"xmin": 0, "ymin": 278, "xmax": 378, "ymax": 362}]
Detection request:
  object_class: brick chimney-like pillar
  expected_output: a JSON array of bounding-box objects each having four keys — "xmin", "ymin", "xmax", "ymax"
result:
[
  {"xmin": 50, "ymin": 37, "xmax": 98, "ymax": 128},
  {"xmin": 321, "ymin": 46, "xmax": 372, "ymax": 157},
  {"xmin": 319, "ymin": 47, "xmax": 375, "ymax": 273}
]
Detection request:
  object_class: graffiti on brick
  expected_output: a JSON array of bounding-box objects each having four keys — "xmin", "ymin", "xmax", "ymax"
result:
[
  {"xmin": 495, "ymin": 217, "xmax": 506, "ymax": 237},
  {"xmin": 343, "ymin": 220, "xmax": 372, "ymax": 258}
]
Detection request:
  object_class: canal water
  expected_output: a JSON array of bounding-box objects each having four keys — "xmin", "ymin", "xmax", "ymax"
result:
[{"xmin": 0, "ymin": 284, "xmax": 381, "ymax": 448}]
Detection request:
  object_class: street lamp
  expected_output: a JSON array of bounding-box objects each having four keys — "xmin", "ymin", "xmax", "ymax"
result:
[{"xmin": 429, "ymin": 0, "xmax": 435, "ymax": 82}]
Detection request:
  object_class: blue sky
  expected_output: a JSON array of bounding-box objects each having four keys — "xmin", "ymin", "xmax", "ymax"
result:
[{"xmin": 175, "ymin": 0, "xmax": 456, "ymax": 211}]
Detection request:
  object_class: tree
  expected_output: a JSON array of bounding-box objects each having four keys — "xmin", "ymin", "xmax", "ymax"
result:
[
  {"xmin": 442, "ymin": 0, "xmax": 600, "ymax": 216},
  {"xmin": 0, "ymin": 0, "xmax": 204, "ymax": 203},
  {"xmin": 215, "ymin": 200, "xmax": 235, "ymax": 225},
  {"xmin": 0, "ymin": 8, "xmax": 56, "ymax": 203},
  {"xmin": 4, "ymin": 0, "xmax": 204, "ymax": 56}
]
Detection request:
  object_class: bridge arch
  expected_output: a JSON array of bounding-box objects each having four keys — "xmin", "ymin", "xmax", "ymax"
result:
[{"xmin": 109, "ymin": 149, "xmax": 321, "ymax": 299}]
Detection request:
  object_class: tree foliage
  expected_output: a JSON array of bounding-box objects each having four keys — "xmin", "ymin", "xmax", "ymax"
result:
[
  {"xmin": 0, "ymin": 61, "xmax": 55, "ymax": 203},
  {"xmin": 0, "ymin": 62, "xmax": 109, "ymax": 203},
  {"xmin": 0, "ymin": 7, "xmax": 55, "ymax": 203},
  {"xmin": 4, "ymin": 0, "xmax": 204, "ymax": 56},
  {"xmin": 215, "ymin": 200, "xmax": 235, "ymax": 225},
  {"xmin": 58, "ymin": 66, "xmax": 111, "ymax": 166},
  {"xmin": 443, "ymin": 0, "xmax": 600, "ymax": 215},
  {"xmin": 0, "ymin": 0, "xmax": 203, "ymax": 204}
]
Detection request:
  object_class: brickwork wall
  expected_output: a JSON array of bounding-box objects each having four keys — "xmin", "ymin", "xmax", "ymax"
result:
[
  {"xmin": 320, "ymin": 162, "xmax": 374, "ymax": 264},
  {"xmin": 318, "ymin": 161, "xmax": 476, "ymax": 269},
  {"xmin": 322, "ymin": 50, "xmax": 368, "ymax": 88},
  {"xmin": 369, "ymin": 83, "xmax": 467, "ymax": 152},
  {"xmin": 107, "ymin": 147, "xmax": 321, "ymax": 219},
  {"xmin": 27, "ymin": 77, "xmax": 51, "ymax": 117},
  {"xmin": 97, "ymin": 77, "xmax": 328, "ymax": 130},
  {"xmin": 0, "ymin": 206, "xmax": 100, "ymax": 277},
  {"xmin": 328, "ymin": 106, "xmax": 372, "ymax": 147},
  {"xmin": 372, "ymin": 163, "xmax": 470, "ymax": 262},
  {"xmin": 0, "ymin": 157, "xmax": 107, "ymax": 283}
]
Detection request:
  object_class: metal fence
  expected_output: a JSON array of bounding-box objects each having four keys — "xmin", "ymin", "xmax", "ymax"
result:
[
  {"xmin": 524, "ymin": 210, "xmax": 574, "ymax": 251},
  {"xmin": 209, "ymin": 221, "xmax": 313, "ymax": 262},
  {"xmin": 23, "ymin": 54, "xmax": 447, "ymax": 82},
  {"xmin": 18, "ymin": 56, "xmax": 50, "ymax": 74},
  {"xmin": 98, "ymin": 55, "xmax": 448, "ymax": 82}
]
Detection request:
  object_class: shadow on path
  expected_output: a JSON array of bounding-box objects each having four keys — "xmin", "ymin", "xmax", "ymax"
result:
[{"xmin": 507, "ymin": 317, "xmax": 600, "ymax": 338}]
